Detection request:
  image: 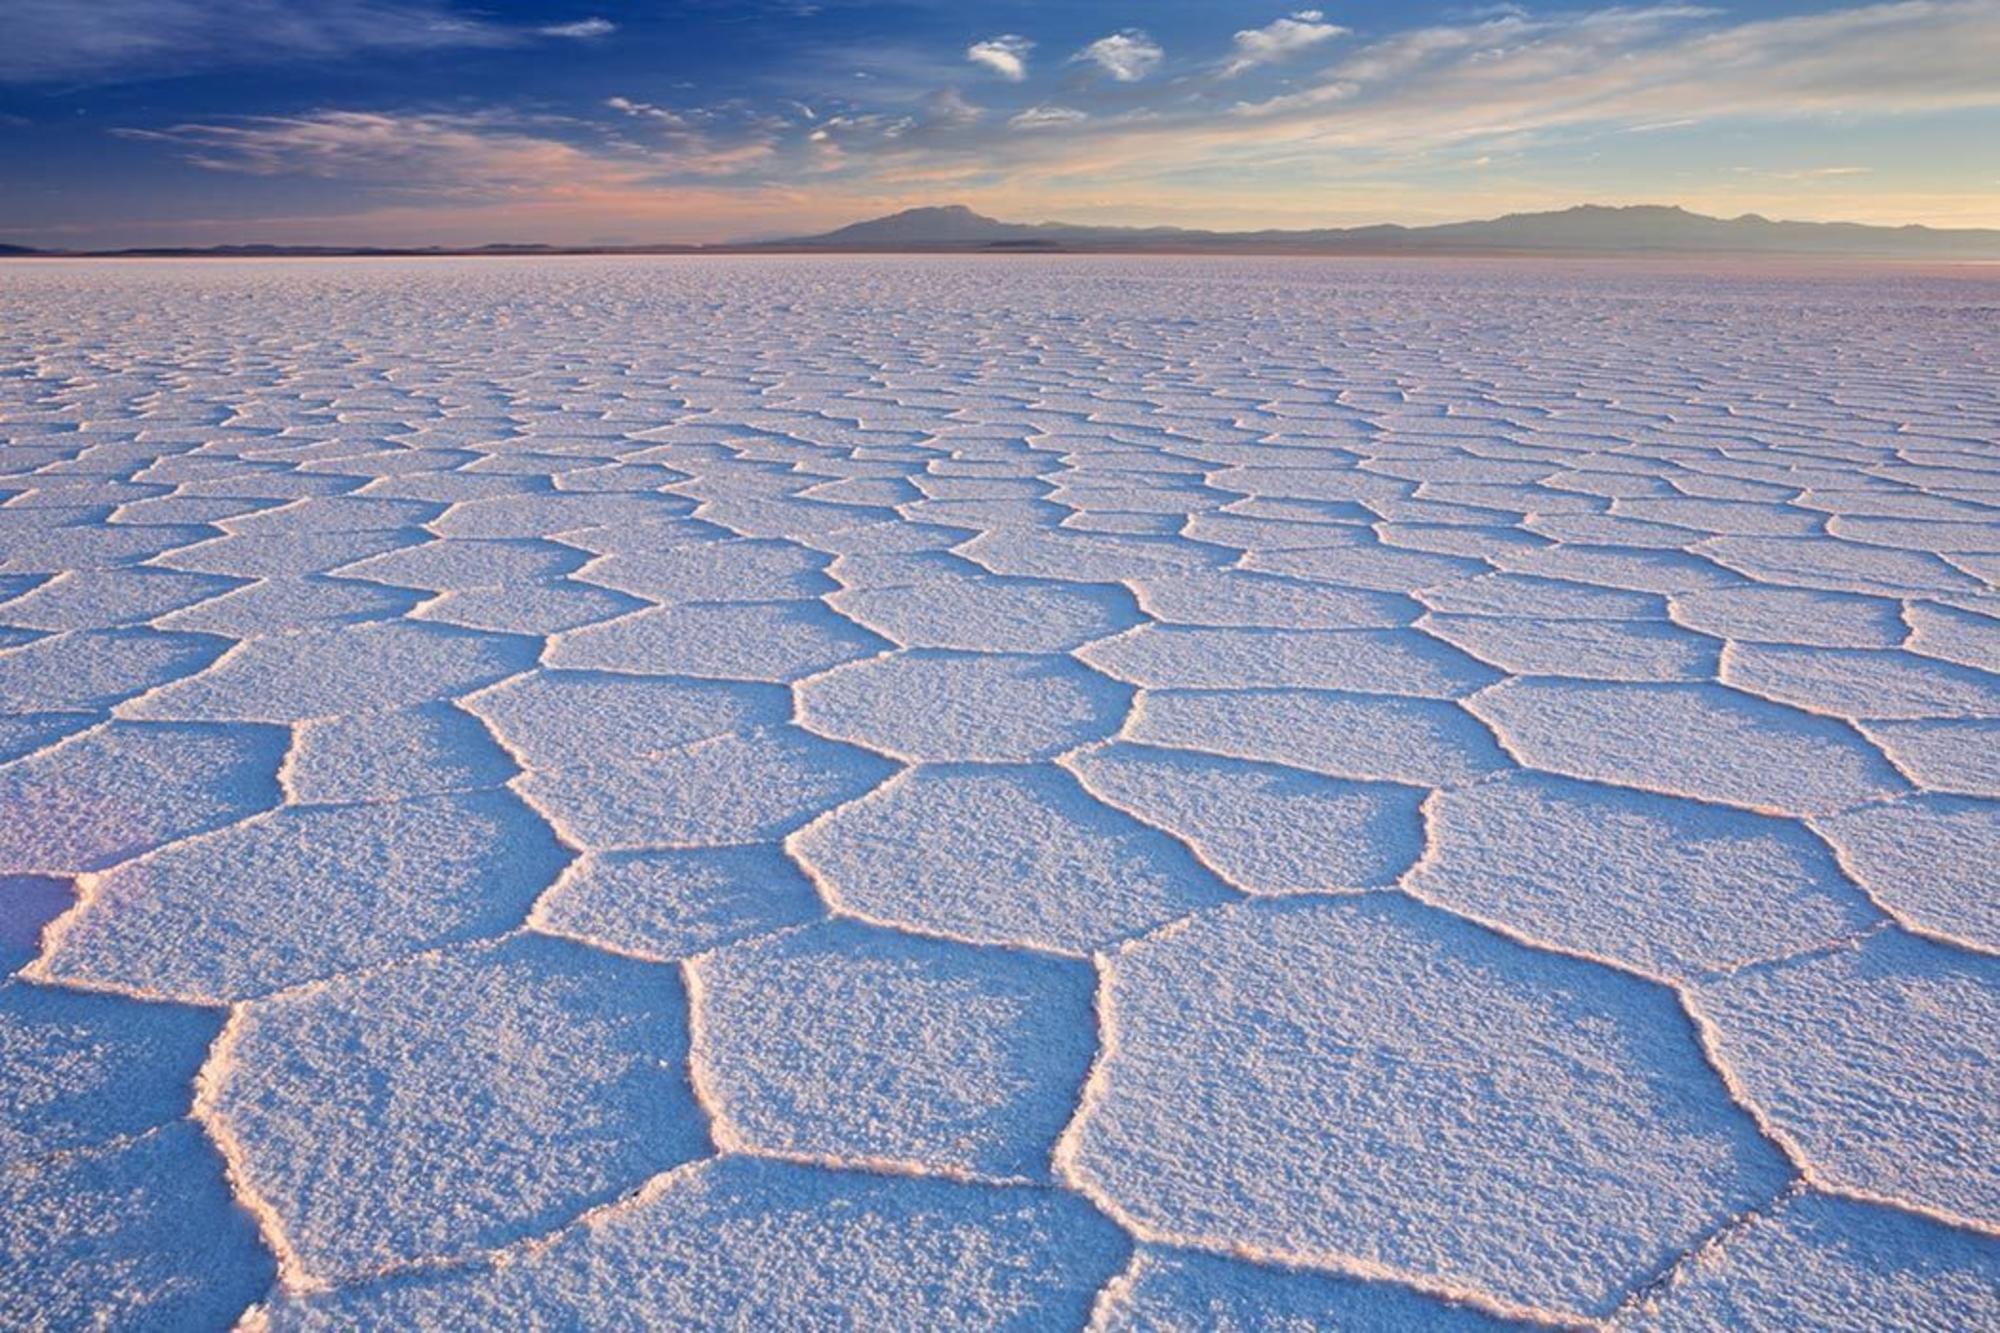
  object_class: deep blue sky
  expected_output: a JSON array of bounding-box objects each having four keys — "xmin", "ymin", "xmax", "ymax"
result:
[{"xmin": 5, "ymin": 0, "xmax": 1995, "ymax": 246}]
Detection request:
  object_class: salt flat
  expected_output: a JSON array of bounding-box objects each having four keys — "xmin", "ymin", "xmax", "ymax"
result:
[{"xmin": 0, "ymin": 256, "xmax": 1994, "ymax": 1329}]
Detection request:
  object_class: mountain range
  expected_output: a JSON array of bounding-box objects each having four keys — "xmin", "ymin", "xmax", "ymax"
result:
[
  {"xmin": 5, "ymin": 204, "xmax": 1996, "ymax": 259},
  {"xmin": 771, "ymin": 203, "xmax": 2000, "ymax": 259}
]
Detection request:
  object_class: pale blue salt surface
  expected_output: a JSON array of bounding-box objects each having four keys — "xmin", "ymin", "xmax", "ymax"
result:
[{"xmin": 0, "ymin": 256, "xmax": 1994, "ymax": 1327}]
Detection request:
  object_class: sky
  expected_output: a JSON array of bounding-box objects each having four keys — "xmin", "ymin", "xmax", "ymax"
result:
[{"xmin": 3, "ymin": 0, "xmax": 1997, "ymax": 248}]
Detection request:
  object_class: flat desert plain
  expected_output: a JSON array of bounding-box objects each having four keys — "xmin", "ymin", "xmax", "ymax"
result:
[{"xmin": 1, "ymin": 256, "xmax": 1995, "ymax": 1329}]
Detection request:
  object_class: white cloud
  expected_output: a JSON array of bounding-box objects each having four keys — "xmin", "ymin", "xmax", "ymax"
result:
[
  {"xmin": 1078, "ymin": 31, "xmax": 1163, "ymax": 82},
  {"xmin": 1223, "ymin": 10, "xmax": 1347, "ymax": 77},
  {"xmin": 539, "ymin": 17, "xmax": 614, "ymax": 39},
  {"xmin": 967, "ymin": 34, "xmax": 1033, "ymax": 82},
  {"xmin": 1009, "ymin": 105, "xmax": 1087, "ymax": 131},
  {"xmin": 606, "ymin": 96, "xmax": 687, "ymax": 127}
]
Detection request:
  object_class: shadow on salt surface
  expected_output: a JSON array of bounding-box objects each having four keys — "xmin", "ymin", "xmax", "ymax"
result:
[
  {"xmin": 803, "ymin": 517, "xmax": 979, "ymax": 559},
  {"xmin": 957, "ymin": 527, "xmax": 1231, "ymax": 582},
  {"xmin": 1526, "ymin": 513, "xmax": 1705, "ymax": 550},
  {"xmin": 826, "ymin": 546, "xmax": 990, "ymax": 590},
  {"xmin": 0, "ymin": 978, "xmax": 219, "ymax": 1159},
  {"xmin": 1, "ymin": 1123, "xmax": 274, "ymax": 1331},
  {"xmin": 1611, "ymin": 496, "xmax": 1826, "ymax": 538},
  {"xmin": 261, "ymin": 1157, "xmax": 1127, "ymax": 1330},
  {"xmin": 415, "ymin": 578, "xmax": 647, "ymax": 636},
  {"xmin": 1242, "ymin": 542, "xmax": 1487, "ymax": 592},
  {"xmin": 696, "ymin": 495, "xmax": 906, "ymax": 542},
  {"xmin": 0, "ymin": 876, "xmax": 72, "ymax": 978},
  {"xmin": 0, "ymin": 712, "xmax": 97, "ymax": 764},
  {"xmin": 1180, "ymin": 509, "xmax": 1373, "ymax": 554},
  {"xmin": 219, "ymin": 495, "xmax": 442, "ymax": 535},
  {"xmin": 906, "ymin": 494, "xmax": 1076, "ymax": 529},
  {"xmin": 0, "ymin": 627, "xmax": 228, "ymax": 713},
  {"xmin": 154, "ymin": 471, "xmax": 361, "ymax": 504},
  {"xmin": 1376, "ymin": 521, "xmax": 1554, "ymax": 562}
]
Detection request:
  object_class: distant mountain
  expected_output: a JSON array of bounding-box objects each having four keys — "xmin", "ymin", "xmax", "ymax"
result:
[
  {"xmin": 770, "ymin": 203, "xmax": 2000, "ymax": 259},
  {"xmin": 10, "ymin": 203, "xmax": 1996, "ymax": 260},
  {"xmin": 800, "ymin": 205, "xmax": 1053, "ymax": 246}
]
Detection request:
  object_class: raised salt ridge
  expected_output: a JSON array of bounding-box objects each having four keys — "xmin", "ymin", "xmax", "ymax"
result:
[{"xmin": 0, "ymin": 256, "xmax": 1993, "ymax": 1327}]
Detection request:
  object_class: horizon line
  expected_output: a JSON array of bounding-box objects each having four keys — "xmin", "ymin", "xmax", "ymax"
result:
[{"xmin": 8, "ymin": 199, "xmax": 2000, "ymax": 260}]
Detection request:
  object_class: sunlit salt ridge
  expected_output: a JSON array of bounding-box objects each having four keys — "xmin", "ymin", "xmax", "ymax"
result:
[{"xmin": 0, "ymin": 256, "xmax": 1994, "ymax": 1329}]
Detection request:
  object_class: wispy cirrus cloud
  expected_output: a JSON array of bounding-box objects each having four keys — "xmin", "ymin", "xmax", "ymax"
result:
[
  {"xmin": 117, "ymin": 108, "xmax": 776, "ymax": 196},
  {"xmin": 1222, "ymin": 10, "xmax": 1346, "ymax": 77},
  {"xmin": 538, "ymin": 17, "xmax": 614, "ymax": 39},
  {"xmin": 1733, "ymin": 164, "xmax": 1874, "ymax": 180},
  {"xmin": 3, "ymin": 0, "xmax": 608, "ymax": 84},
  {"xmin": 1224, "ymin": 0, "xmax": 1999, "ymax": 133},
  {"xmin": 115, "ymin": 111, "xmax": 620, "ymax": 191},
  {"xmin": 1009, "ymin": 105, "xmax": 1087, "ymax": 131}
]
